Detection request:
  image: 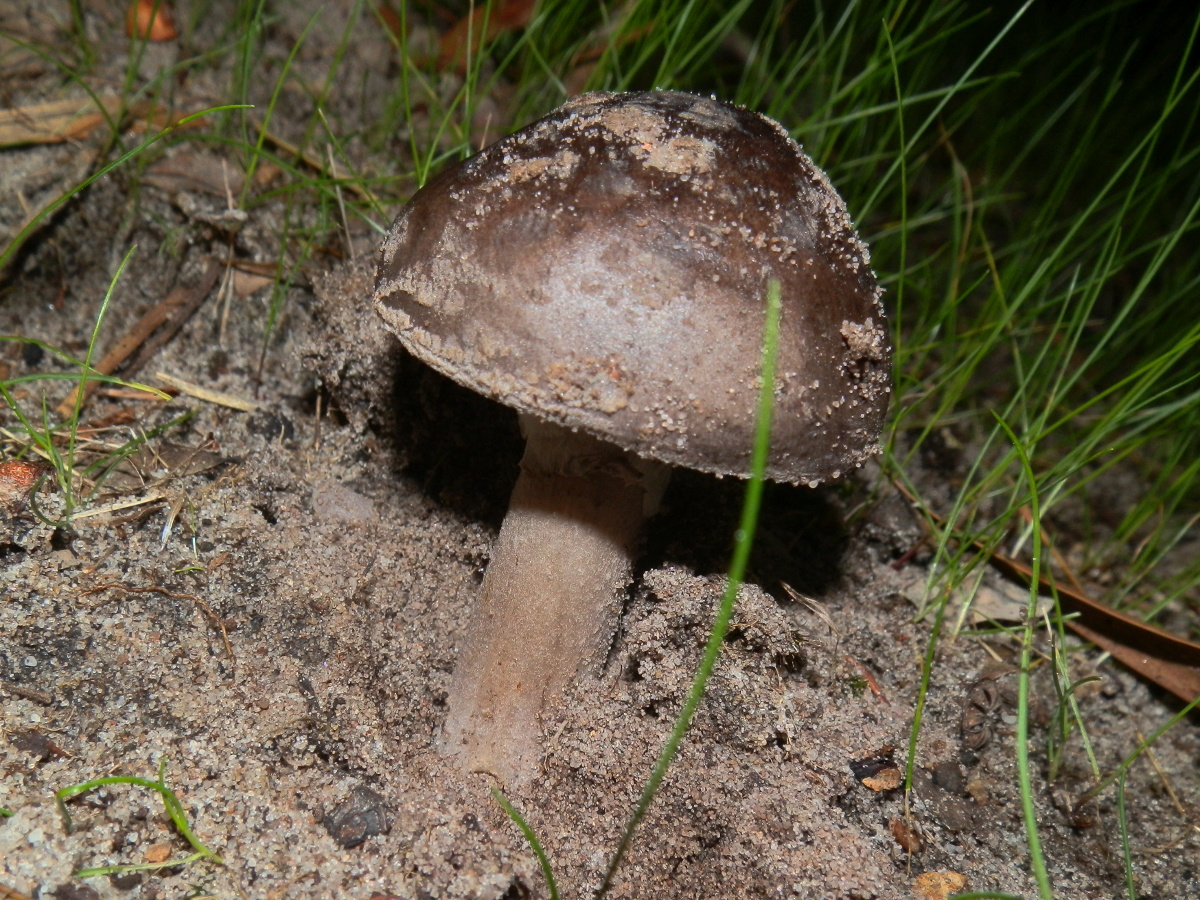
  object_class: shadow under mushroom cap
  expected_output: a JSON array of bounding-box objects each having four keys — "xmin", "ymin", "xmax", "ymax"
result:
[{"xmin": 376, "ymin": 90, "xmax": 891, "ymax": 487}]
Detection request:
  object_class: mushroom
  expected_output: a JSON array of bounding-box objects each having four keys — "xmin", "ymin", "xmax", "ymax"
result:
[{"xmin": 374, "ymin": 90, "xmax": 890, "ymax": 786}]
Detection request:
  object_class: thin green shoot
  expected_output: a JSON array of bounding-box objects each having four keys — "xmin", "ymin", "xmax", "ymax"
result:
[
  {"xmin": 65, "ymin": 0, "xmax": 95, "ymax": 69},
  {"xmin": 859, "ymin": 0, "xmax": 1036, "ymax": 220},
  {"xmin": 230, "ymin": 0, "xmax": 270, "ymax": 144},
  {"xmin": 902, "ymin": 576, "xmax": 950, "ymax": 795},
  {"xmin": 56, "ymin": 757, "xmax": 222, "ymax": 878},
  {"xmin": 882, "ymin": 15, "xmax": 908, "ymax": 368},
  {"xmin": 994, "ymin": 412, "xmax": 1052, "ymax": 900},
  {"xmin": 0, "ymin": 343, "xmax": 166, "ymax": 401},
  {"xmin": 490, "ymin": 788, "xmax": 560, "ymax": 900},
  {"xmin": 1116, "ymin": 770, "xmax": 1136, "ymax": 900},
  {"xmin": 62, "ymin": 246, "xmax": 137, "ymax": 517},
  {"xmin": 240, "ymin": 8, "xmax": 321, "ymax": 376},
  {"xmin": 1, "ymin": 358, "xmax": 176, "ymax": 529},
  {"xmin": 119, "ymin": 1, "xmax": 177, "ymax": 148},
  {"xmin": 237, "ymin": 10, "xmax": 320, "ymax": 208}
]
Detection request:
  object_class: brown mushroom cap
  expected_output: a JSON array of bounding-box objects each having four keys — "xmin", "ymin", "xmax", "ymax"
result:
[{"xmin": 376, "ymin": 90, "xmax": 890, "ymax": 485}]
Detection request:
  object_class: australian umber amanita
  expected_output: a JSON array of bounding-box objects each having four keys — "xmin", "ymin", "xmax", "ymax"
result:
[{"xmin": 374, "ymin": 91, "xmax": 891, "ymax": 786}]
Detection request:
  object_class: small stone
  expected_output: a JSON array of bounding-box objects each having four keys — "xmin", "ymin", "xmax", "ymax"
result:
[
  {"xmin": 861, "ymin": 767, "xmax": 902, "ymax": 792},
  {"xmin": 144, "ymin": 842, "xmax": 173, "ymax": 863},
  {"xmin": 850, "ymin": 747, "xmax": 902, "ymax": 792},
  {"xmin": 889, "ymin": 817, "xmax": 922, "ymax": 854},
  {"xmin": 323, "ymin": 785, "xmax": 390, "ymax": 849}
]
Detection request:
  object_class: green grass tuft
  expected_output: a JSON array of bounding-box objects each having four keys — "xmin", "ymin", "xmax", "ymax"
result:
[{"xmin": 56, "ymin": 757, "xmax": 222, "ymax": 878}]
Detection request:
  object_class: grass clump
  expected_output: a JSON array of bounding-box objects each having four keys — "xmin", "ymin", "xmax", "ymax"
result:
[
  {"xmin": 0, "ymin": 247, "xmax": 174, "ymax": 526},
  {"xmin": 56, "ymin": 757, "xmax": 222, "ymax": 878}
]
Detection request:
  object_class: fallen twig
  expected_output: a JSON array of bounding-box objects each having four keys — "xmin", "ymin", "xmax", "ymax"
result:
[
  {"xmin": 0, "ymin": 680, "xmax": 53, "ymax": 705},
  {"xmin": 153, "ymin": 372, "xmax": 260, "ymax": 412},
  {"xmin": 70, "ymin": 493, "xmax": 167, "ymax": 521}
]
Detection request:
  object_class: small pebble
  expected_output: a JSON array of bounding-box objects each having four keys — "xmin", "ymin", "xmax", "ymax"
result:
[{"xmin": 323, "ymin": 785, "xmax": 390, "ymax": 849}]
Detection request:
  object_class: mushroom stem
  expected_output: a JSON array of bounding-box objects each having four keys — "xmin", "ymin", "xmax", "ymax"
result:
[{"xmin": 440, "ymin": 416, "xmax": 668, "ymax": 786}]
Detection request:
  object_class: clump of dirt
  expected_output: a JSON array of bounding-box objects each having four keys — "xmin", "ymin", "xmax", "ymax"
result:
[{"xmin": 3, "ymin": 3, "xmax": 1198, "ymax": 899}]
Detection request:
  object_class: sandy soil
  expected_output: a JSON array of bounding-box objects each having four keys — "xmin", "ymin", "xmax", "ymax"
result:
[{"xmin": 3, "ymin": 3, "xmax": 1198, "ymax": 899}]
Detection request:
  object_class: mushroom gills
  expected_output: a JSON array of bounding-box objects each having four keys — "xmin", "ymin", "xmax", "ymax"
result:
[{"xmin": 439, "ymin": 415, "xmax": 669, "ymax": 785}]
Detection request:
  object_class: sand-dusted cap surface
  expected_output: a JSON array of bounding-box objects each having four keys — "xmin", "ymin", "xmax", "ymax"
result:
[{"xmin": 375, "ymin": 90, "xmax": 890, "ymax": 486}]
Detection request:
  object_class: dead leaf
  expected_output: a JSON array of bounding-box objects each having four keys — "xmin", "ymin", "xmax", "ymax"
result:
[
  {"xmin": 892, "ymin": 564, "xmax": 1052, "ymax": 625},
  {"xmin": 850, "ymin": 747, "xmax": 902, "ymax": 791},
  {"xmin": 1065, "ymin": 617, "xmax": 1200, "ymax": 707},
  {"xmin": 126, "ymin": 0, "xmax": 178, "ymax": 41},
  {"xmin": 77, "ymin": 410, "xmax": 140, "ymax": 431},
  {"xmin": 437, "ymin": 0, "xmax": 537, "ymax": 72},
  {"xmin": 0, "ymin": 96, "xmax": 124, "ymax": 147},
  {"xmin": 987, "ymin": 554, "xmax": 1200, "ymax": 704}
]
